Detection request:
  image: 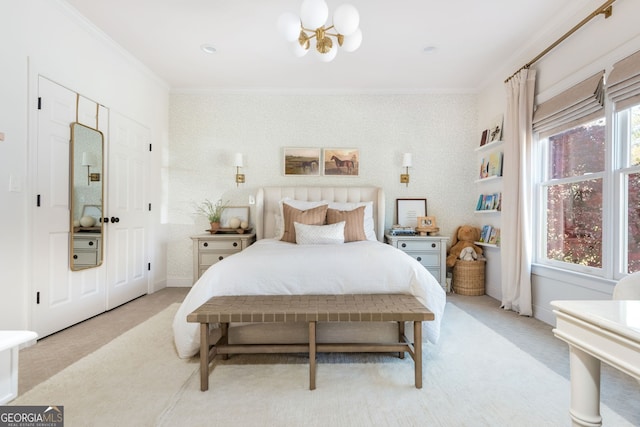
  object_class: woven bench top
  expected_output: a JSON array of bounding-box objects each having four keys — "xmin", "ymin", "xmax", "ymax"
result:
[{"xmin": 187, "ymin": 294, "xmax": 434, "ymax": 324}]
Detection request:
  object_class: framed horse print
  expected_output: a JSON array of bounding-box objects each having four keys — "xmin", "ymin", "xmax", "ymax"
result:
[
  {"xmin": 283, "ymin": 147, "xmax": 321, "ymax": 176},
  {"xmin": 323, "ymin": 148, "xmax": 359, "ymax": 176}
]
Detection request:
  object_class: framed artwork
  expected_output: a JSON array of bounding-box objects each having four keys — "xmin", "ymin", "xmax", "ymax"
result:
[
  {"xmin": 220, "ymin": 206, "xmax": 250, "ymax": 228},
  {"xmin": 283, "ymin": 148, "xmax": 321, "ymax": 176},
  {"xmin": 323, "ymin": 148, "xmax": 359, "ymax": 176},
  {"xmin": 417, "ymin": 216, "xmax": 437, "ymax": 228},
  {"xmin": 396, "ymin": 198, "xmax": 427, "ymax": 228}
]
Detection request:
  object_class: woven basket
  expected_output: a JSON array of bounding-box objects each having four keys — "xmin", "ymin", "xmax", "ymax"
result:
[{"xmin": 452, "ymin": 259, "xmax": 486, "ymax": 296}]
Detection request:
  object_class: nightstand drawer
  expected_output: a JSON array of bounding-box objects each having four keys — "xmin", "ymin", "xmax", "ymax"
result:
[
  {"xmin": 397, "ymin": 240, "xmax": 440, "ymax": 251},
  {"xmin": 200, "ymin": 252, "xmax": 236, "ymax": 265},
  {"xmin": 191, "ymin": 233, "xmax": 256, "ymax": 284},
  {"xmin": 73, "ymin": 251, "xmax": 98, "ymax": 265},
  {"xmin": 406, "ymin": 252, "xmax": 440, "ymax": 267},
  {"xmin": 199, "ymin": 239, "xmax": 241, "ymax": 251},
  {"xmin": 74, "ymin": 238, "xmax": 99, "ymax": 249}
]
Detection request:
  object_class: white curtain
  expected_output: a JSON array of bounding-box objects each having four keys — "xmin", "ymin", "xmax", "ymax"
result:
[{"xmin": 501, "ymin": 68, "xmax": 536, "ymax": 316}]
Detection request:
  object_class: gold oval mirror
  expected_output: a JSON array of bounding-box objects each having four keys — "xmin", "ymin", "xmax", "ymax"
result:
[{"xmin": 70, "ymin": 122, "xmax": 104, "ymax": 270}]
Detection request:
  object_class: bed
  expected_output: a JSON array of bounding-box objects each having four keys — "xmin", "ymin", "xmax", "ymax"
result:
[{"xmin": 173, "ymin": 186, "xmax": 446, "ymax": 359}]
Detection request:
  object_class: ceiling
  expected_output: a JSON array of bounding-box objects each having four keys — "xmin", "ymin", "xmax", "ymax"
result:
[{"xmin": 63, "ymin": 0, "xmax": 589, "ymax": 92}]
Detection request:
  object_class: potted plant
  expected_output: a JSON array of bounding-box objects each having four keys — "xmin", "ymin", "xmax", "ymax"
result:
[{"xmin": 196, "ymin": 199, "xmax": 229, "ymax": 232}]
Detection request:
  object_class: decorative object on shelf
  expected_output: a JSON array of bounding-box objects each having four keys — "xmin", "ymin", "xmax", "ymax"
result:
[
  {"xmin": 220, "ymin": 206, "xmax": 250, "ymax": 229},
  {"xmin": 400, "ymin": 153, "xmax": 412, "ymax": 186},
  {"xmin": 234, "ymin": 153, "xmax": 245, "ymax": 186},
  {"xmin": 277, "ymin": 0, "xmax": 362, "ymax": 62},
  {"xmin": 415, "ymin": 216, "xmax": 439, "ymax": 235},
  {"xmin": 446, "ymin": 225, "xmax": 483, "ymax": 268},
  {"xmin": 396, "ymin": 198, "xmax": 427, "ymax": 229},
  {"xmin": 196, "ymin": 199, "xmax": 229, "ymax": 232}
]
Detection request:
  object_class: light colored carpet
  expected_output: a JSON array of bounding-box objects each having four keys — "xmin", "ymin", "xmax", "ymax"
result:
[{"xmin": 12, "ymin": 303, "xmax": 632, "ymax": 426}]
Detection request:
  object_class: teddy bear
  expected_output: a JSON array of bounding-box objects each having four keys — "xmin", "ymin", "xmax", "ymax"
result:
[{"xmin": 446, "ymin": 225, "xmax": 483, "ymax": 267}]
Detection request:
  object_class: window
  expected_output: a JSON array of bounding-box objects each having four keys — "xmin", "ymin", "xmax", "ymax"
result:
[
  {"xmin": 617, "ymin": 104, "xmax": 640, "ymax": 273},
  {"xmin": 539, "ymin": 118, "xmax": 605, "ymax": 271}
]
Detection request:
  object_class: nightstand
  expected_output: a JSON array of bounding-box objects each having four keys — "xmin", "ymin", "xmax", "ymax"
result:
[
  {"xmin": 385, "ymin": 233, "xmax": 449, "ymax": 290},
  {"xmin": 191, "ymin": 233, "xmax": 256, "ymax": 282}
]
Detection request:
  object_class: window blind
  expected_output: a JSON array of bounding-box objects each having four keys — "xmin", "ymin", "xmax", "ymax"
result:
[
  {"xmin": 533, "ymin": 71, "xmax": 605, "ymax": 137},
  {"xmin": 608, "ymin": 49, "xmax": 640, "ymax": 111}
]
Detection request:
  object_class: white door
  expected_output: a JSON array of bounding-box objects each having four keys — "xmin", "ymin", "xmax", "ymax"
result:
[
  {"xmin": 106, "ymin": 111, "xmax": 149, "ymax": 309},
  {"xmin": 32, "ymin": 77, "xmax": 106, "ymax": 337}
]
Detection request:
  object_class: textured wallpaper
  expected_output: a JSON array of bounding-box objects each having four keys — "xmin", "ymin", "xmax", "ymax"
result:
[{"xmin": 167, "ymin": 92, "xmax": 479, "ymax": 284}]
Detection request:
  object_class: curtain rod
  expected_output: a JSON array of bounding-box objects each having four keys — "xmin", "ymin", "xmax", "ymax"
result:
[{"xmin": 505, "ymin": 0, "xmax": 616, "ymax": 83}]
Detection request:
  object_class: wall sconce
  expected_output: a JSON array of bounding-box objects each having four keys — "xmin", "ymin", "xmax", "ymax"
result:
[
  {"xmin": 400, "ymin": 153, "xmax": 412, "ymax": 186},
  {"xmin": 81, "ymin": 152, "xmax": 100, "ymax": 185},
  {"xmin": 234, "ymin": 153, "xmax": 245, "ymax": 186}
]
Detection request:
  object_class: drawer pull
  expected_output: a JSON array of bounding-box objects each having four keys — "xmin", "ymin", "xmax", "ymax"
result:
[
  {"xmin": 401, "ymin": 243, "xmax": 407, "ymax": 248},
  {"xmin": 88, "ymin": 241, "xmax": 94, "ymax": 246},
  {"xmin": 73, "ymin": 255, "xmax": 78, "ymax": 259},
  {"xmin": 233, "ymin": 242, "xmax": 238, "ymax": 247},
  {"xmin": 218, "ymin": 256, "xmax": 224, "ymax": 261},
  {"xmin": 431, "ymin": 243, "xmax": 436, "ymax": 248},
  {"xmin": 417, "ymin": 256, "xmax": 422, "ymax": 261},
  {"xmin": 203, "ymin": 242, "xmax": 208, "ymax": 247}
]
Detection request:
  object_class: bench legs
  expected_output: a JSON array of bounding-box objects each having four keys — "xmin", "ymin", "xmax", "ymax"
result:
[
  {"xmin": 199, "ymin": 323, "xmax": 209, "ymax": 391},
  {"xmin": 197, "ymin": 320, "xmax": 424, "ymax": 391},
  {"xmin": 309, "ymin": 321, "xmax": 316, "ymax": 390},
  {"xmin": 414, "ymin": 320, "xmax": 422, "ymax": 389}
]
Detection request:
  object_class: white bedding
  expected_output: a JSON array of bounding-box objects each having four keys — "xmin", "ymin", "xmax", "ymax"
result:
[{"xmin": 173, "ymin": 239, "xmax": 446, "ymax": 358}]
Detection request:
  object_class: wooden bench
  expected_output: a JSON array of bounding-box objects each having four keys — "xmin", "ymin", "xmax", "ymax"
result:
[{"xmin": 186, "ymin": 294, "xmax": 434, "ymax": 391}]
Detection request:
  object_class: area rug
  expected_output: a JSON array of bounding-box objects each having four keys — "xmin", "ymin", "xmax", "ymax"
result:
[{"xmin": 12, "ymin": 303, "xmax": 632, "ymax": 426}]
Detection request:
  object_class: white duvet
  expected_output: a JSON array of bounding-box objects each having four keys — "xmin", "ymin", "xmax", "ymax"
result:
[{"xmin": 173, "ymin": 239, "xmax": 446, "ymax": 358}]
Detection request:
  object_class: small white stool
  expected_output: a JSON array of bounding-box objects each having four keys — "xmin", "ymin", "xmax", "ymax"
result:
[{"xmin": 0, "ymin": 330, "xmax": 38, "ymax": 404}]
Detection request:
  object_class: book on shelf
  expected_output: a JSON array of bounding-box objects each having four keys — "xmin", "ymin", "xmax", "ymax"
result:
[
  {"xmin": 483, "ymin": 194, "xmax": 494, "ymax": 210},
  {"xmin": 488, "ymin": 151, "xmax": 503, "ymax": 177},
  {"xmin": 479, "ymin": 129, "xmax": 489, "ymax": 147},
  {"xmin": 476, "ymin": 192, "xmax": 502, "ymax": 211},
  {"xmin": 480, "ymin": 225, "xmax": 492, "ymax": 242},
  {"xmin": 488, "ymin": 228, "xmax": 498, "ymax": 244}
]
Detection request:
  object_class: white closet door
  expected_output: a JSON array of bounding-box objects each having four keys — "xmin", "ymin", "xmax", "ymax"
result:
[
  {"xmin": 106, "ymin": 111, "xmax": 149, "ymax": 309},
  {"xmin": 33, "ymin": 77, "xmax": 106, "ymax": 337}
]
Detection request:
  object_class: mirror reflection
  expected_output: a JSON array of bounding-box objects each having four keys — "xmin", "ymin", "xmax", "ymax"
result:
[{"xmin": 70, "ymin": 122, "xmax": 104, "ymax": 270}]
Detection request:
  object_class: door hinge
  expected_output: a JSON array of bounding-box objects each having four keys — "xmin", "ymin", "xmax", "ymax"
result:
[
  {"xmin": 148, "ymin": 263, "xmax": 151, "ymax": 271},
  {"xmin": 36, "ymin": 291, "xmax": 40, "ymax": 304},
  {"xmin": 148, "ymin": 203, "xmax": 151, "ymax": 211},
  {"xmin": 36, "ymin": 194, "xmax": 41, "ymax": 207},
  {"xmin": 149, "ymin": 143, "xmax": 152, "ymax": 152},
  {"xmin": 37, "ymin": 97, "xmax": 42, "ymax": 110}
]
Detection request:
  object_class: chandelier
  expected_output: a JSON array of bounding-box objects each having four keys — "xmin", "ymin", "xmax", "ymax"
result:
[{"xmin": 277, "ymin": 0, "xmax": 362, "ymax": 62}]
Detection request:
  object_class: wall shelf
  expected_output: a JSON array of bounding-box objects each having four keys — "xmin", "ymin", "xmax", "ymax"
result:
[
  {"xmin": 475, "ymin": 175, "xmax": 502, "ymax": 184},
  {"xmin": 475, "ymin": 241, "xmax": 499, "ymax": 248},
  {"xmin": 475, "ymin": 139, "xmax": 503, "ymax": 153},
  {"xmin": 475, "ymin": 209, "xmax": 500, "ymax": 214}
]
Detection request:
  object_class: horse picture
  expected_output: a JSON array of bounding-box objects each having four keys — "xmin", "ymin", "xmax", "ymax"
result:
[
  {"xmin": 330, "ymin": 155, "xmax": 354, "ymax": 174},
  {"xmin": 323, "ymin": 149, "xmax": 359, "ymax": 176}
]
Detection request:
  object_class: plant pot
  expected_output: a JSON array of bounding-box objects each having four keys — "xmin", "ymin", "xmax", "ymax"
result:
[{"xmin": 209, "ymin": 222, "xmax": 220, "ymax": 232}]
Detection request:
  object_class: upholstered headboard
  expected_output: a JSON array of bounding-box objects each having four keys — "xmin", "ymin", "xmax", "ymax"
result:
[{"xmin": 256, "ymin": 187, "xmax": 385, "ymax": 242}]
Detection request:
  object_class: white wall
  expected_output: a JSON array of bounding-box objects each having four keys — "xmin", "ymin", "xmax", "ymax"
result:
[
  {"xmin": 0, "ymin": 0, "xmax": 169, "ymax": 330},
  {"xmin": 476, "ymin": 0, "xmax": 640, "ymax": 324},
  {"xmin": 167, "ymin": 93, "xmax": 479, "ymax": 284}
]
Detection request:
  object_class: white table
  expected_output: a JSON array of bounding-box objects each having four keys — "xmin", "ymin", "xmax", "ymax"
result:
[
  {"xmin": 551, "ymin": 300, "xmax": 640, "ymax": 427},
  {"xmin": 0, "ymin": 330, "xmax": 38, "ymax": 404}
]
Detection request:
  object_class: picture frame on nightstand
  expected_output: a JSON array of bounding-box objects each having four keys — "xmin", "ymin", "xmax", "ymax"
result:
[{"xmin": 396, "ymin": 198, "xmax": 427, "ymax": 228}]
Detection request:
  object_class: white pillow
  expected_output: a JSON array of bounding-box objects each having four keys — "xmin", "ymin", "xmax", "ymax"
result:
[
  {"xmin": 328, "ymin": 201, "xmax": 376, "ymax": 241},
  {"xmin": 274, "ymin": 198, "xmax": 329, "ymax": 238},
  {"xmin": 294, "ymin": 221, "xmax": 345, "ymax": 245}
]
